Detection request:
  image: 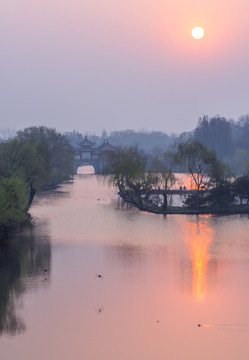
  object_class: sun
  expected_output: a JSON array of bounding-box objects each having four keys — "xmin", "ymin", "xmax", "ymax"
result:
[{"xmin": 191, "ymin": 27, "xmax": 205, "ymax": 40}]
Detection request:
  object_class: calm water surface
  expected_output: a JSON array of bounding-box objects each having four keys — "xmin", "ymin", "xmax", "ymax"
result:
[{"xmin": 1, "ymin": 171, "xmax": 249, "ymax": 359}]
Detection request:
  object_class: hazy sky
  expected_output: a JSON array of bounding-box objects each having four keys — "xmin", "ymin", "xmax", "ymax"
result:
[{"xmin": 1, "ymin": 0, "xmax": 249, "ymax": 135}]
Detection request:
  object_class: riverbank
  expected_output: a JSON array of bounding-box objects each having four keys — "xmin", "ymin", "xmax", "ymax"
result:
[
  {"xmin": 0, "ymin": 215, "xmax": 33, "ymax": 242},
  {"xmin": 119, "ymin": 195, "xmax": 249, "ymax": 215},
  {"xmin": 138, "ymin": 204, "xmax": 249, "ymax": 215}
]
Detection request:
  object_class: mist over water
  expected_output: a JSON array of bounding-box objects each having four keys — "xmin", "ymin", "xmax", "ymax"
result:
[{"xmin": 1, "ymin": 171, "xmax": 249, "ymax": 359}]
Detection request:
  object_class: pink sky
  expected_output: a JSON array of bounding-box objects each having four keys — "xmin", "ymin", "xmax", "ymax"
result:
[{"xmin": 1, "ymin": 0, "xmax": 249, "ymax": 134}]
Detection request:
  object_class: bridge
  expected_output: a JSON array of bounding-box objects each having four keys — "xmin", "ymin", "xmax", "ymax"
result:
[{"xmin": 74, "ymin": 136, "xmax": 115, "ymax": 174}]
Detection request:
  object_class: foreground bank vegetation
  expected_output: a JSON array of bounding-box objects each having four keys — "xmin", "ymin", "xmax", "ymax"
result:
[
  {"xmin": 0, "ymin": 126, "xmax": 74, "ymax": 239},
  {"xmin": 107, "ymin": 140, "xmax": 249, "ymax": 215}
]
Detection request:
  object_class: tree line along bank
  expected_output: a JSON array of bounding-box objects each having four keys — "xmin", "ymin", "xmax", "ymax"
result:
[{"xmin": 0, "ymin": 126, "xmax": 74, "ymax": 239}]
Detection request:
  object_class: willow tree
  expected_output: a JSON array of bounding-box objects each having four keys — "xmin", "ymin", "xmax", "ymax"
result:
[
  {"xmin": 178, "ymin": 139, "xmax": 217, "ymax": 212},
  {"xmin": 151, "ymin": 151, "xmax": 179, "ymax": 214},
  {"xmin": 108, "ymin": 146, "xmax": 156, "ymax": 210}
]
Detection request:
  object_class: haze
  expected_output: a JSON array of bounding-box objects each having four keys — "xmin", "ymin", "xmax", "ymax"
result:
[{"xmin": 1, "ymin": 0, "xmax": 249, "ymax": 135}]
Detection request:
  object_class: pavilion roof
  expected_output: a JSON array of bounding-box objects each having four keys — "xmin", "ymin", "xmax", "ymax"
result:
[
  {"xmin": 78, "ymin": 135, "xmax": 95, "ymax": 148},
  {"xmin": 97, "ymin": 139, "xmax": 115, "ymax": 152}
]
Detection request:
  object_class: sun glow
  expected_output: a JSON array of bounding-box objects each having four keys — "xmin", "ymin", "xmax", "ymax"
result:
[
  {"xmin": 192, "ymin": 26, "xmax": 205, "ymax": 40},
  {"xmin": 185, "ymin": 219, "xmax": 213, "ymax": 303}
]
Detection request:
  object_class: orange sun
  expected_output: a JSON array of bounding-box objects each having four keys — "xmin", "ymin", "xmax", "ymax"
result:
[{"xmin": 192, "ymin": 26, "xmax": 205, "ymax": 40}]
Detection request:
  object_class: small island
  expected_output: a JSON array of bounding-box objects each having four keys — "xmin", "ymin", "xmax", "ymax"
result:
[{"xmin": 106, "ymin": 140, "xmax": 249, "ymax": 216}]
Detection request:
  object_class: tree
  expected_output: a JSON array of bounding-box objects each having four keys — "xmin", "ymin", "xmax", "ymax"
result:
[
  {"xmin": 178, "ymin": 139, "xmax": 217, "ymax": 211},
  {"xmin": 245, "ymin": 161, "xmax": 249, "ymax": 176},
  {"xmin": 207, "ymin": 181, "xmax": 235, "ymax": 208},
  {"xmin": 0, "ymin": 137, "xmax": 51, "ymax": 237},
  {"xmin": 108, "ymin": 147, "xmax": 155, "ymax": 210},
  {"xmin": 0, "ymin": 138, "xmax": 50, "ymax": 211},
  {"xmin": 223, "ymin": 148, "xmax": 249, "ymax": 175},
  {"xmin": 0, "ymin": 127, "xmax": 75, "ymax": 238},
  {"xmin": 207, "ymin": 159, "xmax": 233, "ymax": 188},
  {"xmin": 194, "ymin": 115, "xmax": 234, "ymax": 159},
  {"xmin": 151, "ymin": 151, "xmax": 178, "ymax": 214},
  {"xmin": 236, "ymin": 115, "xmax": 249, "ymax": 151},
  {"xmin": 233, "ymin": 176, "xmax": 249, "ymax": 205},
  {"xmin": 0, "ymin": 177, "xmax": 29, "ymax": 237},
  {"xmin": 17, "ymin": 126, "xmax": 74, "ymax": 185}
]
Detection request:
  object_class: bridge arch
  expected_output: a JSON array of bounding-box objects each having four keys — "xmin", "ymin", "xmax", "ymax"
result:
[
  {"xmin": 74, "ymin": 159, "xmax": 101, "ymax": 174},
  {"xmin": 76, "ymin": 164, "xmax": 95, "ymax": 175}
]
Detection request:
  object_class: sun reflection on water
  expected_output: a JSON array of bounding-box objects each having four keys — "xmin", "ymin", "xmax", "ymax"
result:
[{"xmin": 185, "ymin": 217, "xmax": 214, "ymax": 303}]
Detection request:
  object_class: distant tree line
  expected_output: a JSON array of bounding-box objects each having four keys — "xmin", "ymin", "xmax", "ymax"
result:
[
  {"xmin": 0, "ymin": 126, "xmax": 74, "ymax": 239},
  {"xmin": 66, "ymin": 114, "xmax": 249, "ymax": 176},
  {"xmin": 192, "ymin": 115, "xmax": 249, "ymax": 174},
  {"xmin": 65, "ymin": 129, "xmax": 173, "ymax": 154}
]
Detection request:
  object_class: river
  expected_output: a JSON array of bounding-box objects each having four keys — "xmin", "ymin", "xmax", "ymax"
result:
[{"xmin": 1, "ymin": 170, "xmax": 249, "ymax": 359}]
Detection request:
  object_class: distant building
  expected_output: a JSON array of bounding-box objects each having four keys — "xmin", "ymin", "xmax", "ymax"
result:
[{"xmin": 74, "ymin": 136, "xmax": 115, "ymax": 174}]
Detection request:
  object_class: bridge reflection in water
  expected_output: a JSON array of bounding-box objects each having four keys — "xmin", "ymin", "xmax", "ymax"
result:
[{"xmin": 184, "ymin": 217, "xmax": 214, "ymax": 303}]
